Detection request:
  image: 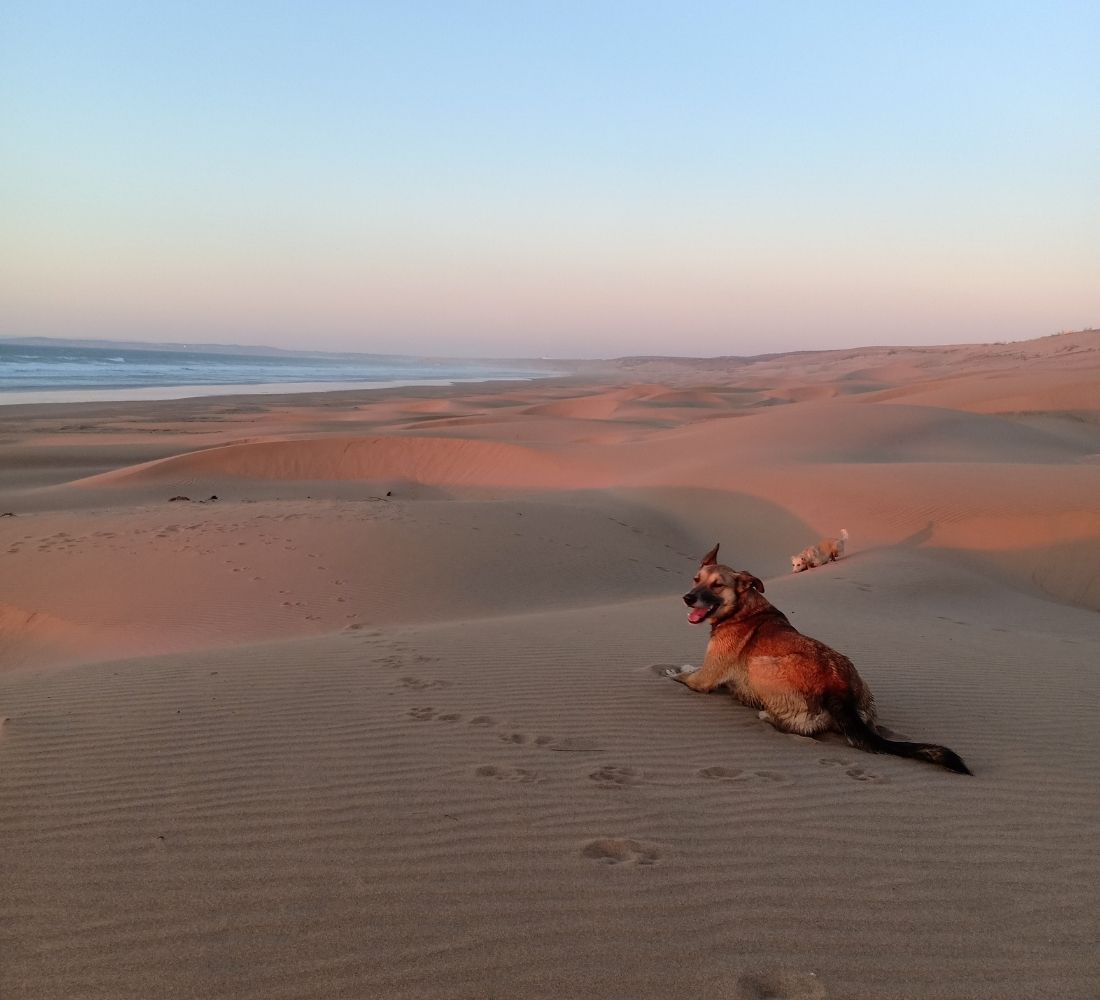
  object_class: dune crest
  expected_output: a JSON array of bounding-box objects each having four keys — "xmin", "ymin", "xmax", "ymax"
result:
[{"xmin": 70, "ymin": 435, "xmax": 602, "ymax": 490}]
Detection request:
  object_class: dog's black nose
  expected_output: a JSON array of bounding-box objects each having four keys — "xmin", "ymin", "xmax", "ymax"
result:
[{"xmin": 683, "ymin": 593, "xmax": 696, "ymax": 606}]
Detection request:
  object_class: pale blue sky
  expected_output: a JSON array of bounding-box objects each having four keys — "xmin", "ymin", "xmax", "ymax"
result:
[{"xmin": 2, "ymin": 2, "xmax": 1097, "ymax": 357}]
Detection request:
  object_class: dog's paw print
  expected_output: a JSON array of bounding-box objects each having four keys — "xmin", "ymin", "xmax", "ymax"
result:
[
  {"xmin": 547, "ymin": 736, "xmax": 604, "ymax": 753},
  {"xmin": 399, "ymin": 676, "xmax": 449, "ymax": 690},
  {"xmin": 407, "ymin": 707, "xmax": 462, "ymax": 723},
  {"xmin": 735, "ymin": 969, "xmax": 826, "ymax": 999},
  {"xmin": 819, "ymin": 757, "xmax": 889, "ymax": 783},
  {"xmin": 589, "ymin": 765, "xmax": 642, "ymax": 788},
  {"xmin": 698, "ymin": 766, "xmax": 790, "ymax": 785},
  {"xmin": 498, "ymin": 732, "xmax": 604, "ymax": 752},
  {"xmin": 698, "ymin": 766, "xmax": 742, "ymax": 780},
  {"xmin": 844, "ymin": 765, "xmax": 889, "ymax": 784},
  {"xmin": 581, "ymin": 838, "xmax": 660, "ymax": 866},
  {"xmin": 475, "ymin": 765, "xmax": 541, "ymax": 784}
]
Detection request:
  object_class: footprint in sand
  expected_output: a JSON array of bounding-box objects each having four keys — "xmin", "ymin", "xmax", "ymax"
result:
[
  {"xmin": 499, "ymin": 732, "xmax": 605, "ymax": 752},
  {"xmin": 398, "ymin": 700, "xmax": 606, "ymax": 753},
  {"xmin": 407, "ymin": 707, "xmax": 462, "ymax": 723},
  {"xmin": 581, "ymin": 838, "xmax": 660, "ymax": 866},
  {"xmin": 698, "ymin": 766, "xmax": 791, "ymax": 785},
  {"xmin": 589, "ymin": 765, "xmax": 643, "ymax": 788},
  {"xmin": 843, "ymin": 765, "xmax": 889, "ymax": 784},
  {"xmin": 399, "ymin": 676, "xmax": 450, "ymax": 690},
  {"xmin": 698, "ymin": 766, "xmax": 744, "ymax": 781},
  {"xmin": 818, "ymin": 757, "xmax": 889, "ymax": 784},
  {"xmin": 475, "ymin": 765, "xmax": 542, "ymax": 784},
  {"xmin": 546, "ymin": 736, "xmax": 604, "ymax": 752},
  {"xmin": 734, "ymin": 969, "xmax": 826, "ymax": 999}
]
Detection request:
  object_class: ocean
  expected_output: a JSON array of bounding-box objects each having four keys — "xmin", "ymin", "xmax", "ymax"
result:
[{"xmin": 0, "ymin": 341, "xmax": 550, "ymax": 404}]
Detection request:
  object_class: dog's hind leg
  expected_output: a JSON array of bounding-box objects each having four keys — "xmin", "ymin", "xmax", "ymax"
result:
[
  {"xmin": 756, "ymin": 694, "xmax": 832, "ymax": 736},
  {"xmin": 760, "ymin": 711, "xmax": 831, "ymax": 736}
]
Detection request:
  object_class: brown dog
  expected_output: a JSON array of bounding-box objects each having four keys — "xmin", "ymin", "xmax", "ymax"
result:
[{"xmin": 666, "ymin": 543, "xmax": 970, "ymax": 774}]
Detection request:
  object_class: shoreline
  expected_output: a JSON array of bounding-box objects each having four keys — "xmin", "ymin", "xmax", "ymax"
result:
[{"xmin": 0, "ymin": 374, "xmax": 559, "ymax": 407}]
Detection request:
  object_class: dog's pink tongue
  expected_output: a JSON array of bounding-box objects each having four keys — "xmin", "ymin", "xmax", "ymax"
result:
[{"xmin": 687, "ymin": 606, "xmax": 709, "ymax": 624}]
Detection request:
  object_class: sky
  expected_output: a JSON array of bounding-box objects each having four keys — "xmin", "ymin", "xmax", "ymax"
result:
[{"xmin": 2, "ymin": 2, "xmax": 1098, "ymax": 359}]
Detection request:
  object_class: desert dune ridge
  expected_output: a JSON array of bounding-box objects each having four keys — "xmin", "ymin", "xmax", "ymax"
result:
[{"xmin": 1, "ymin": 330, "xmax": 1098, "ymax": 999}]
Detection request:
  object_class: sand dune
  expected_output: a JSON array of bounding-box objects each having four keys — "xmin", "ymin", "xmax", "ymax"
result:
[
  {"xmin": 0, "ymin": 497, "xmax": 702, "ymax": 668},
  {"xmin": 0, "ymin": 604, "xmax": 126, "ymax": 672},
  {"xmin": 522, "ymin": 391, "xmax": 627, "ymax": 420},
  {"xmin": 1, "ymin": 330, "xmax": 1099, "ymax": 999},
  {"xmin": 629, "ymin": 398, "xmax": 1098, "ymax": 464},
  {"xmin": 638, "ymin": 388, "xmax": 728, "ymax": 406},
  {"xmin": 73, "ymin": 435, "xmax": 603, "ymax": 491}
]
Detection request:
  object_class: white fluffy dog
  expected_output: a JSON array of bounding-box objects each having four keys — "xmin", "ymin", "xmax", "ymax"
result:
[{"xmin": 791, "ymin": 529, "xmax": 848, "ymax": 572}]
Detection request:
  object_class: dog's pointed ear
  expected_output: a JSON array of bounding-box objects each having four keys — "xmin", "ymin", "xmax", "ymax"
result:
[
  {"xmin": 736, "ymin": 573, "xmax": 765, "ymax": 594},
  {"xmin": 700, "ymin": 543, "xmax": 720, "ymax": 567}
]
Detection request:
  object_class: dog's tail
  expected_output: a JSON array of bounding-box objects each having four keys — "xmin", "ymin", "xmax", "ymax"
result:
[
  {"xmin": 824, "ymin": 693, "xmax": 971, "ymax": 775},
  {"xmin": 839, "ymin": 528, "xmax": 849, "ymax": 542}
]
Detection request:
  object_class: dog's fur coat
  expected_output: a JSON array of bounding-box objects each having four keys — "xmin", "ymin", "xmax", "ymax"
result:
[
  {"xmin": 668, "ymin": 543, "xmax": 970, "ymax": 774},
  {"xmin": 791, "ymin": 528, "xmax": 848, "ymax": 572}
]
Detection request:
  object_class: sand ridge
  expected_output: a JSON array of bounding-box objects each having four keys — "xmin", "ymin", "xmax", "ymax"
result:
[{"xmin": 72, "ymin": 435, "xmax": 607, "ymax": 490}]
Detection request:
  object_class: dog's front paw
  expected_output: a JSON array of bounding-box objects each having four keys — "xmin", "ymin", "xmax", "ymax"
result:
[{"xmin": 664, "ymin": 665, "xmax": 695, "ymax": 681}]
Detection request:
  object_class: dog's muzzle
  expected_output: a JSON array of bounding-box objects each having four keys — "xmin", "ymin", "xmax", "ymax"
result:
[{"xmin": 683, "ymin": 591, "xmax": 715, "ymax": 625}]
